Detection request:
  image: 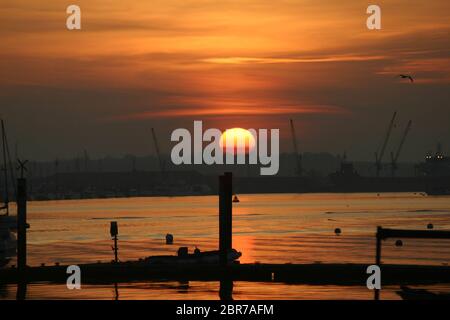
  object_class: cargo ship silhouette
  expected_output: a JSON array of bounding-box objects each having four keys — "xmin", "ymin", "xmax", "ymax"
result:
[{"xmin": 329, "ymin": 146, "xmax": 450, "ymax": 194}]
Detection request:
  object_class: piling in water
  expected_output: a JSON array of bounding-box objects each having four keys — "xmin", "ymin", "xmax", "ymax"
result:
[
  {"xmin": 17, "ymin": 177, "xmax": 27, "ymax": 272},
  {"xmin": 219, "ymin": 172, "xmax": 233, "ymax": 266}
]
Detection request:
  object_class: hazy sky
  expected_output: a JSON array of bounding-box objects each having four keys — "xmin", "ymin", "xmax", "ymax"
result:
[{"xmin": 0, "ymin": 0, "xmax": 449, "ymax": 161}]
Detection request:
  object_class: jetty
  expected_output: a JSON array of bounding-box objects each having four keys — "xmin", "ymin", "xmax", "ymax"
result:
[{"xmin": 1, "ymin": 262, "xmax": 450, "ymax": 286}]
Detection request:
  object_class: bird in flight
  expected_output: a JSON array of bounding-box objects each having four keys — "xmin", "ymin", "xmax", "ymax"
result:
[{"xmin": 398, "ymin": 74, "xmax": 414, "ymax": 82}]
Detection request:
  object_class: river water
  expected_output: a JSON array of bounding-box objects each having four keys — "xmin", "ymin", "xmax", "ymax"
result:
[{"xmin": 2, "ymin": 192, "xmax": 450, "ymax": 299}]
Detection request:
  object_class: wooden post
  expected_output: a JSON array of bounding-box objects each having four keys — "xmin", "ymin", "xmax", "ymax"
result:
[
  {"xmin": 375, "ymin": 226, "xmax": 382, "ymax": 301},
  {"xmin": 17, "ymin": 177, "xmax": 27, "ymax": 272},
  {"xmin": 373, "ymin": 226, "xmax": 450, "ymax": 300},
  {"xmin": 219, "ymin": 278, "xmax": 233, "ymax": 300},
  {"xmin": 113, "ymin": 235, "xmax": 118, "ymax": 263},
  {"xmin": 376, "ymin": 226, "xmax": 382, "ymax": 266},
  {"xmin": 110, "ymin": 221, "xmax": 119, "ymax": 263},
  {"xmin": 219, "ymin": 172, "xmax": 232, "ymax": 266}
]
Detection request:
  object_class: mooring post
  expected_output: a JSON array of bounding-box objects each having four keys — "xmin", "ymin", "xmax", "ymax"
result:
[
  {"xmin": 375, "ymin": 226, "xmax": 382, "ymax": 266},
  {"xmin": 113, "ymin": 235, "xmax": 118, "ymax": 263},
  {"xmin": 219, "ymin": 278, "xmax": 233, "ymax": 300},
  {"xmin": 17, "ymin": 177, "xmax": 27, "ymax": 272},
  {"xmin": 110, "ymin": 221, "xmax": 119, "ymax": 263},
  {"xmin": 219, "ymin": 172, "xmax": 233, "ymax": 266},
  {"xmin": 375, "ymin": 226, "xmax": 382, "ymax": 301}
]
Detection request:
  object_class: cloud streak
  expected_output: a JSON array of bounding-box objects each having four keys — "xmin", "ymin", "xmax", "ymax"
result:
[
  {"xmin": 108, "ymin": 103, "xmax": 348, "ymax": 120},
  {"xmin": 202, "ymin": 55, "xmax": 387, "ymax": 65}
]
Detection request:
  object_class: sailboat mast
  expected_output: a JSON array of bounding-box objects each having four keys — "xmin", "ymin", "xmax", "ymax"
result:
[{"xmin": 1, "ymin": 119, "xmax": 9, "ymax": 215}]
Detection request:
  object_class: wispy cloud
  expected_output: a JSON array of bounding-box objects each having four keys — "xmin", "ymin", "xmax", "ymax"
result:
[
  {"xmin": 202, "ymin": 55, "xmax": 387, "ymax": 65},
  {"xmin": 106, "ymin": 99, "xmax": 348, "ymax": 121}
]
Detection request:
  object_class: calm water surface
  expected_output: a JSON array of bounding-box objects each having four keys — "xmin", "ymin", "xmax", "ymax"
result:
[{"xmin": 2, "ymin": 192, "xmax": 450, "ymax": 299}]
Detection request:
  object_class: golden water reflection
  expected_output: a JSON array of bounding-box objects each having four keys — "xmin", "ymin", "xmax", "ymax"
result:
[{"xmin": 3, "ymin": 192, "xmax": 450, "ymax": 299}]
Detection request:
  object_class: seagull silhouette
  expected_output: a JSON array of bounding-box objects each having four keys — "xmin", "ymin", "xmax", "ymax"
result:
[{"xmin": 398, "ymin": 74, "xmax": 414, "ymax": 82}]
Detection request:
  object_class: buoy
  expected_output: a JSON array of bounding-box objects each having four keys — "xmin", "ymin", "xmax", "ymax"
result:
[
  {"xmin": 395, "ymin": 240, "xmax": 403, "ymax": 247},
  {"xmin": 427, "ymin": 223, "xmax": 434, "ymax": 229},
  {"xmin": 334, "ymin": 228, "xmax": 342, "ymax": 235},
  {"xmin": 166, "ymin": 233, "xmax": 174, "ymax": 244},
  {"xmin": 233, "ymin": 195, "xmax": 240, "ymax": 203},
  {"xmin": 177, "ymin": 246, "xmax": 189, "ymax": 256}
]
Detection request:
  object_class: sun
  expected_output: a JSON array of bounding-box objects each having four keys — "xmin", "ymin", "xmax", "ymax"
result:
[{"xmin": 219, "ymin": 128, "xmax": 256, "ymax": 155}]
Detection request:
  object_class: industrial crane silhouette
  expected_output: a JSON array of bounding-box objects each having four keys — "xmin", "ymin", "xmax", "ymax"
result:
[
  {"xmin": 151, "ymin": 128, "xmax": 166, "ymax": 174},
  {"xmin": 390, "ymin": 120, "xmax": 412, "ymax": 177},
  {"xmin": 375, "ymin": 112, "xmax": 397, "ymax": 177},
  {"xmin": 289, "ymin": 119, "xmax": 302, "ymax": 176}
]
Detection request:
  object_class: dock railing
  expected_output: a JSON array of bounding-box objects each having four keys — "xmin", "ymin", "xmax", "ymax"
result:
[{"xmin": 375, "ymin": 226, "xmax": 450, "ymax": 300}]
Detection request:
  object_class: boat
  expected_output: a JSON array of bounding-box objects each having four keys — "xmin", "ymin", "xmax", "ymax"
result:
[
  {"xmin": 425, "ymin": 187, "xmax": 450, "ymax": 196},
  {"xmin": 143, "ymin": 247, "xmax": 242, "ymax": 265},
  {"xmin": 330, "ymin": 149, "xmax": 450, "ymax": 193},
  {"xmin": 417, "ymin": 144, "xmax": 450, "ymax": 177},
  {"xmin": 232, "ymin": 195, "xmax": 240, "ymax": 203},
  {"xmin": 397, "ymin": 286, "xmax": 450, "ymax": 300},
  {"xmin": 0, "ymin": 119, "xmax": 17, "ymax": 268},
  {"xmin": 0, "ymin": 215, "xmax": 17, "ymax": 267},
  {"xmin": 420, "ymin": 145, "xmax": 450, "ymax": 195}
]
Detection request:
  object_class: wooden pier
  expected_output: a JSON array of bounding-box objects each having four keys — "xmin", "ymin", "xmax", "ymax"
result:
[{"xmin": 1, "ymin": 261, "xmax": 450, "ymax": 286}]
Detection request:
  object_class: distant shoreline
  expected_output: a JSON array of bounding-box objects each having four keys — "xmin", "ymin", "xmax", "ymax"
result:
[{"xmin": 24, "ymin": 190, "xmax": 432, "ymax": 203}]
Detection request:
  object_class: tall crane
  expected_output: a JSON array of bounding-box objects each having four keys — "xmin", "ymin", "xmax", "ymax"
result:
[
  {"xmin": 151, "ymin": 128, "xmax": 165, "ymax": 173},
  {"xmin": 289, "ymin": 119, "xmax": 302, "ymax": 176},
  {"xmin": 375, "ymin": 111, "xmax": 397, "ymax": 177},
  {"xmin": 390, "ymin": 120, "xmax": 412, "ymax": 177}
]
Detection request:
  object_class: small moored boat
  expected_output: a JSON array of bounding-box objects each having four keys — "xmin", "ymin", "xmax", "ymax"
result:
[
  {"xmin": 143, "ymin": 247, "xmax": 242, "ymax": 265},
  {"xmin": 397, "ymin": 286, "xmax": 450, "ymax": 300}
]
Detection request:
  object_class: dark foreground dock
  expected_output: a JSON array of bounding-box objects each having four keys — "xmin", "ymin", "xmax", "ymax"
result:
[{"xmin": 1, "ymin": 262, "xmax": 450, "ymax": 286}]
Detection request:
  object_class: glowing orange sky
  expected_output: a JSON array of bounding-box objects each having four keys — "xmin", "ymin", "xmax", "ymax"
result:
[{"xmin": 0, "ymin": 0, "xmax": 449, "ymax": 160}]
